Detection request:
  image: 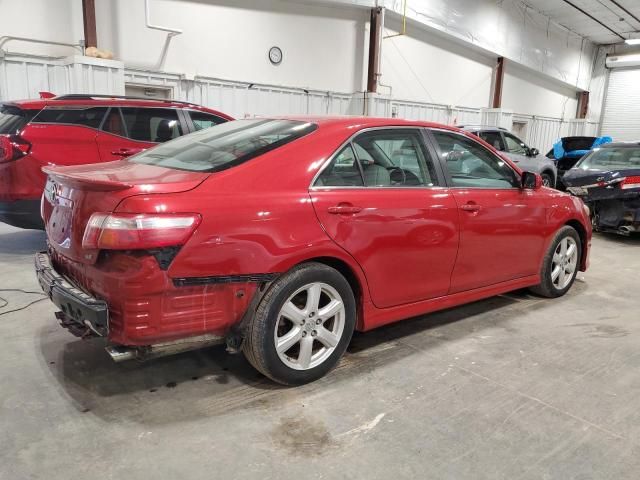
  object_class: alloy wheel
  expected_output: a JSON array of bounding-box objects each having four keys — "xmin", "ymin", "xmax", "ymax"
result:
[
  {"xmin": 551, "ymin": 237, "xmax": 578, "ymax": 289},
  {"xmin": 273, "ymin": 282, "xmax": 345, "ymax": 370}
]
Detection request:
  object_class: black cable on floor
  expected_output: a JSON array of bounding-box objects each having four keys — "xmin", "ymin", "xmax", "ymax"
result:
[{"xmin": 0, "ymin": 288, "xmax": 48, "ymax": 317}]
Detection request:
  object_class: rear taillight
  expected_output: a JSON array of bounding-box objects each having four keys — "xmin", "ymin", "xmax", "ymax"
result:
[
  {"xmin": 0, "ymin": 134, "xmax": 31, "ymax": 163},
  {"xmin": 82, "ymin": 213, "xmax": 201, "ymax": 250},
  {"xmin": 620, "ymin": 176, "xmax": 640, "ymax": 190}
]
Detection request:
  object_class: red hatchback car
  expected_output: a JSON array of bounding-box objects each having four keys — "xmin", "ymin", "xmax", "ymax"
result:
[
  {"xmin": 0, "ymin": 94, "xmax": 232, "ymax": 229},
  {"xmin": 36, "ymin": 117, "xmax": 591, "ymax": 385}
]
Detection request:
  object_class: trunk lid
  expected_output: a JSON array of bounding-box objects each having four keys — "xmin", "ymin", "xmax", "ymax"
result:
[
  {"xmin": 43, "ymin": 160, "xmax": 208, "ymax": 263},
  {"xmin": 563, "ymin": 168, "xmax": 640, "ymax": 201}
]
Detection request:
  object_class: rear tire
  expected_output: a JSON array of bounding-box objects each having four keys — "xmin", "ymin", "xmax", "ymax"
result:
[
  {"xmin": 243, "ymin": 262, "xmax": 356, "ymax": 385},
  {"xmin": 530, "ymin": 226, "xmax": 581, "ymax": 298}
]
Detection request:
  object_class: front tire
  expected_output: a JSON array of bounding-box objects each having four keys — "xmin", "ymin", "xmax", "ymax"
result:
[
  {"xmin": 243, "ymin": 262, "xmax": 356, "ymax": 385},
  {"xmin": 541, "ymin": 172, "xmax": 554, "ymax": 188},
  {"xmin": 530, "ymin": 226, "xmax": 581, "ymax": 298}
]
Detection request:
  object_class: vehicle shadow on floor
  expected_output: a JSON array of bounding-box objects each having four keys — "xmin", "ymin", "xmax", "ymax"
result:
[
  {"xmin": 38, "ymin": 281, "xmax": 588, "ymax": 426},
  {"xmin": 0, "ymin": 229, "xmax": 46, "ymax": 255}
]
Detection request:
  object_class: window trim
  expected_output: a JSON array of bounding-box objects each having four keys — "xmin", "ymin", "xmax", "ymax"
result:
[
  {"xmin": 425, "ymin": 128, "xmax": 522, "ymax": 190},
  {"xmin": 310, "ymin": 126, "xmax": 445, "ymax": 190},
  {"xmin": 30, "ymin": 105, "xmax": 109, "ymax": 130}
]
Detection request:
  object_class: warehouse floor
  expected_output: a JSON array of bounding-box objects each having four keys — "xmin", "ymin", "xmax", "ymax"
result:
[{"xmin": 1, "ymin": 221, "xmax": 639, "ymax": 480}]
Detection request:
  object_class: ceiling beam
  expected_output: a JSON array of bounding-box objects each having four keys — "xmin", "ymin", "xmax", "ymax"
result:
[
  {"xmin": 560, "ymin": 0, "xmax": 626, "ymax": 41},
  {"xmin": 608, "ymin": 0, "xmax": 640, "ymax": 26}
]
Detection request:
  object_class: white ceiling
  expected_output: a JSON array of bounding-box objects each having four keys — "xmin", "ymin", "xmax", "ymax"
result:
[{"xmin": 523, "ymin": 0, "xmax": 640, "ymax": 44}]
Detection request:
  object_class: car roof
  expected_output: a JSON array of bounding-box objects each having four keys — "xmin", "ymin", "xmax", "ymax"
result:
[
  {"xmin": 457, "ymin": 125, "xmax": 508, "ymax": 132},
  {"xmin": 265, "ymin": 115, "xmax": 464, "ymax": 132},
  {"xmin": 2, "ymin": 95, "xmax": 233, "ymax": 120}
]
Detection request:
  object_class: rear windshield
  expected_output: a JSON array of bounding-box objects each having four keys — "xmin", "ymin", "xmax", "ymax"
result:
[
  {"xmin": 0, "ymin": 105, "xmax": 35, "ymax": 134},
  {"xmin": 576, "ymin": 147, "xmax": 640, "ymax": 171},
  {"xmin": 130, "ymin": 119, "xmax": 317, "ymax": 172}
]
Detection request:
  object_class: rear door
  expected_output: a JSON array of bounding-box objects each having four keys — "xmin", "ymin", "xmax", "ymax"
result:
[
  {"xmin": 22, "ymin": 106, "xmax": 107, "ymax": 166},
  {"xmin": 95, "ymin": 107, "xmax": 185, "ymax": 161},
  {"xmin": 428, "ymin": 129, "xmax": 546, "ymax": 293},
  {"xmin": 311, "ymin": 127, "xmax": 459, "ymax": 309}
]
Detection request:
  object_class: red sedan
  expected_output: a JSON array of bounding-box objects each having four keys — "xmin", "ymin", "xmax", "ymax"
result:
[{"xmin": 36, "ymin": 117, "xmax": 591, "ymax": 384}]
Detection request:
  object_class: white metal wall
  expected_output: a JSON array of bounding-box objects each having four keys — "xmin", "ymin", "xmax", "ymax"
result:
[
  {"xmin": 0, "ymin": 54, "xmax": 124, "ymax": 100},
  {"xmin": 600, "ymin": 67, "xmax": 640, "ymax": 141}
]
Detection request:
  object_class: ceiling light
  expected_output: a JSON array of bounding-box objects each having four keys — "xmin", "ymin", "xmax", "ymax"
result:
[{"xmin": 625, "ymin": 39, "xmax": 640, "ymax": 45}]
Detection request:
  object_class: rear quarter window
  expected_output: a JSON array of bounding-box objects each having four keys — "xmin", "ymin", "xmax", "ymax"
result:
[
  {"xmin": 0, "ymin": 105, "xmax": 37, "ymax": 134},
  {"xmin": 32, "ymin": 107, "xmax": 108, "ymax": 129}
]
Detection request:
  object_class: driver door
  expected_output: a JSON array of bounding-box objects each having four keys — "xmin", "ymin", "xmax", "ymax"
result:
[{"xmin": 311, "ymin": 128, "xmax": 459, "ymax": 309}]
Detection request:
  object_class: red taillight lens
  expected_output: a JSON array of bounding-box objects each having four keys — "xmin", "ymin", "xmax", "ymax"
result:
[
  {"xmin": 620, "ymin": 176, "xmax": 640, "ymax": 190},
  {"xmin": 82, "ymin": 213, "xmax": 201, "ymax": 250},
  {"xmin": 0, "ymin": 135, "xmax": 31, "ymax": 164}
]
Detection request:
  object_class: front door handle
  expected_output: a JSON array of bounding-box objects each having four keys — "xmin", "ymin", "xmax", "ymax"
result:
[
  {"xmin": 461, "ymin": 203, "xmax": 482, "ymax": 212},
  {"xmin": 328, "ymin": 204, "xmax": 362, "ymax": 215},
  {"xmin": 111, "ymin": 148, "xmax": 137, "ymax": 157}
]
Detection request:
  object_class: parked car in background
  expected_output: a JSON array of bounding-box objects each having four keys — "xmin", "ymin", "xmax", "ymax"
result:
[
  {"xmin": 563, "ymin": 142, "xmax": 640, "ymax": 235},
  {"xmin": 546, "ymin": 136, "xmax": 612, "ymax": 188},
  {"xmin": 0, "ymin": 94, "xmax": 233, "ymax": 230},
  {"xmin": 36, "ymin": 117, "xmax": 591, "ymax": 385},
  {"xmin": 458, "ymin": 125, "xmax": 557, "ymax": 187}
]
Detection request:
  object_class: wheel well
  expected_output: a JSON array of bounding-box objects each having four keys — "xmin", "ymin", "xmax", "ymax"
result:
[
  {"xmin": 565, "ymin": 219, "xmax": 587, "ymax": 268},
  {"xmin": 300, "ymin": 256, "xmax": 364, "ymax": 329}
]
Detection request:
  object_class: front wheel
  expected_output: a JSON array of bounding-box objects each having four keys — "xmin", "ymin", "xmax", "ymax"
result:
[
  {"xmin": 243, "ymin": 262, "xmax": 356, "ymax": 385},
  {"xmin": 530, "ymin": 226, "xmax": 581, "ymax": 298},
  {"xmin": 541, "ymin": 172, "xmax": 554, "ymax": 188}
]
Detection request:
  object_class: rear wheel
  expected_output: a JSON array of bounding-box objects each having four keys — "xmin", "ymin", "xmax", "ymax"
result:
[
  {"xmin": 243, "ymin": 262, "xmax": 356, "ymax": 385},
  {"xmin": 530, "ymin": 226, "xmax": 581, "ymax": 298}
]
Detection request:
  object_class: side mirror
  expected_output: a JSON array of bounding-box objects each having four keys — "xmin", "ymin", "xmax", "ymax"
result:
[
  {"xmin": 522, "ymin": 171, "xmax": 542, "ymax": 190},
  {"xmin": 527, "ymin": 147, "xmax": 539, "ymax": 157}
]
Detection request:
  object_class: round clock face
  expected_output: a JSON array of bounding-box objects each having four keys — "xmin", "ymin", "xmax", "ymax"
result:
[{"xmin": 269, "ymin": 46, "xmax": 283, "ymax": 65}]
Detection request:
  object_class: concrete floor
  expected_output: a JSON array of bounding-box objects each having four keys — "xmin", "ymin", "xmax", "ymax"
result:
[{"xmin": 1, "ymin": 222, "xmax": 640, "ymax": 480}]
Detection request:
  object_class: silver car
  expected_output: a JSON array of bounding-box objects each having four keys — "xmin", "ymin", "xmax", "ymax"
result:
[{"xmin": 459, "ymin": 126, "xmax": 558, "ymax": 187}]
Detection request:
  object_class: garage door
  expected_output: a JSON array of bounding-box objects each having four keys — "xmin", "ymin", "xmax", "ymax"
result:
[{"xmin": 601, "ymin": 67, "xmax": 640, "ymax": 141}]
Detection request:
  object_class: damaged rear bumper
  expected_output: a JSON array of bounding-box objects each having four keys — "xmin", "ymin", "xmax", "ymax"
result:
[{"xmin": 34, "ymin": 251, "xmax": 109, "ymax": 337}]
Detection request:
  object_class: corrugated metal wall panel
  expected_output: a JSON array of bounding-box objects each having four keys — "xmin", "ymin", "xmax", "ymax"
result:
[{"xmin": 601, "ymin": 67, "xmax": 640, "ymax": 141}]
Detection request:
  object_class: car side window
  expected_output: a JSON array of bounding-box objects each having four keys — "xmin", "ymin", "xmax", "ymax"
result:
[
  {"xmin": 503, "ymin": 133, "xmax": 528, "ymax": 155},
  {"xmin": 32, "ymin": 107, "xmax": 108, "ymax": 129},
  {"xmin": 189, "ymin": 111, "xmax": 227, "ymax": 131},
  {"xmin": 352, "ymin": 130, "xmax": 437, "ymax": 187},
  {"xmin": 315, "ymin": 145, "xmax": 363, "ymax": 187},
  {"xmin": 478, "ymin": 131, "xmax": 506, "ymax": 151},
  {"xmin": 432, "ymin": 130, "xmax": 519, "ymax": 189},
  {"xmin": 120, "ymin": 108, "xmax": 183, "ymax": 143},
  {"xmin": 102, "ymin": 108, "xmax": 126, "ymax": 137}
]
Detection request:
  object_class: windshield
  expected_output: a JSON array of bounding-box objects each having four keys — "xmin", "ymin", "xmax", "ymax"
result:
[
  {"xmin": 130, "ymin": 119, "xmax": 317, "ymax": 172},
  {"xmin": 0, "ymin": 105, "xmax": 34, "ymax": 134},
  {"xmin": 576, "ymin": 147, "xmax": 640, "ymax": 171}
]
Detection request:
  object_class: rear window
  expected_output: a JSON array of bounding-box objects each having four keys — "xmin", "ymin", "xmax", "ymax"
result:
[
  {"xmin": 576, "ymin": 147, "xmax": 640, "ymax": 171},
  {"xmin": 0, "ymin": 105, "xmax": 35, "ymax": 134},
  {"xmin": 130, "ymin": 119, "xmax": 318, "ymax": 172}
]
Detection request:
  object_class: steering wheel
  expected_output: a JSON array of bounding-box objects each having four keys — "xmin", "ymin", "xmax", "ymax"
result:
[{"xmin": 388, "ymin": 167, "xmax": 407, "ymax": 185}]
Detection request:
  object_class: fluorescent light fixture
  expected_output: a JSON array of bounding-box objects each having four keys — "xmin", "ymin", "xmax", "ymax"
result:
[{"xmin": 625, "ymin": 39, "xmax": 640, "ymax": 45}]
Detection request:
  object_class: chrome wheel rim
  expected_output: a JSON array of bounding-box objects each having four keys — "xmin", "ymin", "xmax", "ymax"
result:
[
  {"xmin": 551, "ymin": 237, "xmax": 578, "ymax": 290},
  {"xmin": 274, "ymin": 282, "xmax": 345, "ymax": 371},
  {"xmin": 542, "ymin": 175, "xmax": 552, "ymax": 187}
]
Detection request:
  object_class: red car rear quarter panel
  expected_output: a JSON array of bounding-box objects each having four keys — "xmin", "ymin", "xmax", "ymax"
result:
[{"xmin": 115, "ymin": 125, "xmax": 373, "ymax": 304}]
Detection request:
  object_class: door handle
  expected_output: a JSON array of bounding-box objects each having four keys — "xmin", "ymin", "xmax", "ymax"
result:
[
  {"xmin": 111, "ymin": 148, "xmax": 136, "ymax": 157},
  {"xmin": 461, "ymin": 203, "xmax": 482, "ymax": 212},
  {"xmin": 328, "ymin": 205, "xmax": 362, "ymax": 214}
]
